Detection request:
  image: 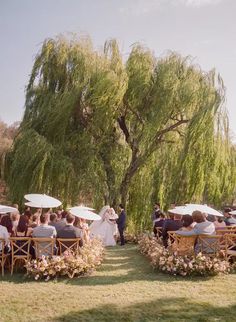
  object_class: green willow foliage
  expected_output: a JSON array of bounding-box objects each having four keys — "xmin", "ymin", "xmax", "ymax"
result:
[{"xmin": 6, "ymin": 36, "xmax": 236, "ymax": 231}]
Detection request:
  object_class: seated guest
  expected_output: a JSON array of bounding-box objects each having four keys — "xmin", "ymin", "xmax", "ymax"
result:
[
  {"xmin": 176, "ymin": 211, "xmax": 216, "ymax": 253},
  {"xmin": 32, "ymin": 212, "xmax": 57, "ymax": 238},
  {"xmin": 31, "ymin": 208, "xmax": 41, "ymax": 225},
  {"xmin": 56, "ymin": 209, "xmax": 62, "ymax": 221},
  {"xmin": 16, "ymin": 214, "xmax": 31, "ymax": 236},
  {"xmin": 22, "ymin": 207, "xmax": 32, "ymax": 219},
  {"xmin": 223, "ymin": 208, "xmax": 236, "ymax": 226},
  {"xmin": 0, "ymin": 214, "xmax": 13, "ymax": 236},
  {"xmin": 49, "ymin": 213, "xmax": 57, "ymax": 227},
  {"xmin": 56, "ymin": 210, "xmax": 67, "ymax": 227},
  {"xmin": 162, "ymin": 213, "xmax": 183, "ymax": 247},
  {"xmin": 0, "ymin": 223, "xmax": 10, "ymax": 252},
  {"xmin": 213, "ymin": 216, "xmax": 226, "ymax": 229},
  {"xmin": 14, "ymin": 215, "xmax": 35, "ymax": 257},
  {"xmin": 77, "ymin": 217, "xmax": 90, "ymax": 242},
  {"xmin": 176, "ymin": 211, "xmax": 215, "ymax": 236},
  {"xmin": 170, "ymin": 215, "xmax": 195, "ymax": 255},
  {"xmin": 32, "ymin": 212, "xmax": 57, "ymax": 257},
  {"xmin": 58, "ymin": 213, "xmax": 83, "ymax": 246},
  {"xmin": 151, "ymin": 203, "xmax": 163, "ymax": 224},
  {"xmin": 207, "ymin": 214, "xmax": 215, "ymax": 223},
  {"xmin": 49, "ymin": 213, "xmax": 63, "ymax": 233},
  {"xmin": 153, "ymin": 213, "xmax": 165, "ymax": 237},
  {"xmin": 33, "ymin": 208, "xmax": 42, "ymax": 217},
  {"xmin": 11, "ymin": 212, "xmax": 20, "ymax": 236},
  {"xmin": 181, "ymin": 215, "xmax": 194, "ymax": 231},
  {"xmin": 29, "ymin": 214, "xmax": 39, "ymax": 229}
]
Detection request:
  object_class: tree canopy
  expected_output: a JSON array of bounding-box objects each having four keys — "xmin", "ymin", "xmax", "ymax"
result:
[{"xmin": 6, "ymin": 35, "xmax": 236, "ymax": 230}]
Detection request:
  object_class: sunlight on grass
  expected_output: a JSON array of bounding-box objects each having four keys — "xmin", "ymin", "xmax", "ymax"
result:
[{"xmin": 0, "ymin": 244, "xmax": 236, "ymax": 321}]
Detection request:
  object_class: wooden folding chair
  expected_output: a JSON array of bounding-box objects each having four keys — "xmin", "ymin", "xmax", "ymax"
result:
[
  {"xmin": 0, "ymin": 238, "xmax": 9, "ymax": 276},
  {"xmin": 224, "ymin": 226, "xmax": 236, "ymax": 230},
  {"xmin": 167, "ymin": 231, "xmax": 176, "ymax": 243},
  {"xmin": 197, "ymin": 235, "xmax": 221, "ymax": 256},
  {"xmin": 32, "ymin": 238, "xmax": 56, "ymax": 259},
  {"xmin": 155, "ymin": 227, "xmax": 163, "ymax": 240},
  {"xmin": 217, "ymin": 228, "xmax": 236, "ymax": 234},
  {"xmin": 224, "ymin": 233, "xmax": 236, "ymax": 260},
  {"xmin": 168, "ymin": 232, "xmax": 196, "ymax": 256},
  {"xmin": 57, "ymin": 238, "xmax": 81, "ymax": 255},
  {"xmin": 9, "ymin": 237, "xmax": 31, "ymax": 275}
]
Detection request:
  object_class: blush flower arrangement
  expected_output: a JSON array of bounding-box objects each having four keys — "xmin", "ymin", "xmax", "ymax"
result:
[
  {"xmin": 138, "ymin": 234, "xmax": 231, "ymax": 277},
  {"xmin": 25, "ymin": 238, "xmax": 104, "ymax": 281}
]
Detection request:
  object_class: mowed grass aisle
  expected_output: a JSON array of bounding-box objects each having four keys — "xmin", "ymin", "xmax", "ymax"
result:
[{"xmin": 0, "ymin": 244, "xmax": 236, "ymax": 322}]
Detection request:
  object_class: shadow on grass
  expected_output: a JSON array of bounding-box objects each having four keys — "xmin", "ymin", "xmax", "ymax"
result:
[
  {"xmin": 53, "ymin": 297, "xmax": 236, "ymax": 322},
  {"xmin": 0, "ymin": 270, "xmax": 35, "ymax": 284},
  {"xmin": 65, "ymin": 244, "xmax": 213, "ymax": 286},
  {"xmin": 0, "ymin": 244, "xmax": 215, "ymax": 285}
]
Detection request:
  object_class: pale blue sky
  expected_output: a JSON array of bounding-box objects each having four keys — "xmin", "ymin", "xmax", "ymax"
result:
[{"xmin": 0, "ymin": 0, "xmax": 236, "ymax": 134}]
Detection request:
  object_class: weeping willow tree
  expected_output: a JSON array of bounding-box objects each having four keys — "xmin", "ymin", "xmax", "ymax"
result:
[{"xmin": 6, "ymin": 35, "xmax": 235, "ymax": 223}]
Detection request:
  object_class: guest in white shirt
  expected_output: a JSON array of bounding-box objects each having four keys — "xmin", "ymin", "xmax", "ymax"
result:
[
  {"xmin": 32, "ymin": 212, "xmax": 57, "ymax": 257},
  {"xmin": 0, "ymin": 224, "xmax": 10, "ymax": 252},
  {"xmin": 32, "ymin": 212, "xmax": 57, "ymax": 238}
]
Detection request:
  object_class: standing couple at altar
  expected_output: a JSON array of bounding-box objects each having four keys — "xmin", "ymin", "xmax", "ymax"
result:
[{"xmin": 90, "ymin": 204, "xmax": 126, "ymax": 246}]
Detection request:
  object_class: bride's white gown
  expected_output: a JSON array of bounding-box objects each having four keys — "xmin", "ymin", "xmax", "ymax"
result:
[{"xmin": 90, "ymin": 207, "xmax": 118, "ymax": 246}]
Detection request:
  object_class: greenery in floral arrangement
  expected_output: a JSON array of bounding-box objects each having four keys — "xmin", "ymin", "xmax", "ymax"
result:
[
  {"xmin": 25, "ymin": 238, "xmax": 104, "ymax": 281},
  {"xmin": 138, "ymin": 235, "xmax": 232, "ymax": 277}
]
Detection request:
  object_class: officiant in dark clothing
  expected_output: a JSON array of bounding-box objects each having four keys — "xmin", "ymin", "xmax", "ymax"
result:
[{"xmin": 117, "ymin": 204, "xmax": 126, "ymax": 246}]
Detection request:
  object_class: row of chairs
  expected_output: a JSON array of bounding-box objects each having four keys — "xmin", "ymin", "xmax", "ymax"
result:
[
  {"xmin": 0, "ymin": 237, "xmax": 82, "ymax": 276},
  {"xmin": 167, "ymin": 231, "xmax": 236, "ymax": 258},
  {"xmin": 155, "ymin": 226, "xmax": 236, "ymax": 237}
]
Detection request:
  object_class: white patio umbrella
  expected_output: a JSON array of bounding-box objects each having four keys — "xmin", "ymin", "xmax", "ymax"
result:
[
  {"xmin": 69, "ymin": 207, "xmax": 100, "ymax": 221},
  {"xmin": 229, "ymin": 210, "xmax": 236, "ymax": 215},
  {"xmin": 24, "ymin": 194, "xmax": 62, "ymax": 208},
  {"xmin": 25, "ymin": 201, "xmax": 42, "ymax": 208},
  {"xmin": 186, "ymin": 204, "xmax": 223, "ymax": 217},
  {"xmin": 0, "ymin": 204, "xmax": 18, "ymax": 214},
  {"xmin": 168, "ymin": 206, "xmax": 192, "ymax": 216},
  {"xmin": 67, "ymin": 205, "xmax": 95, "ymax": 211}
]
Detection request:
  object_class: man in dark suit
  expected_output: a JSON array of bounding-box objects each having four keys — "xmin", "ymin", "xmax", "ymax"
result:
[
  {"xmin": 117, "ymin": 204, "xmax": 126, "ymax": 246},
  {"xmin": 57, "ymin": 213, "xmax": 83, "ymax": 246},
  {"xmin": 49, "ymin": 213, "xmax": 66, "ymax": 233},
  {"xmin": 162, "ymin": 214, "xmax": 183, "ymax": 247}
]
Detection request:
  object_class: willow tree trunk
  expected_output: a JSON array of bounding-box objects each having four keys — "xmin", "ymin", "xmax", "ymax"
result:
[{"xmin": 119, "ymin": 155, "xmax": 142, "ymax": 207}]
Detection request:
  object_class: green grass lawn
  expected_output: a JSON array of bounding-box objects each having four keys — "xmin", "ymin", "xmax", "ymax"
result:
[{"xmin": 0, "ymin": 244, "xmax": 236, "ymax": 322}]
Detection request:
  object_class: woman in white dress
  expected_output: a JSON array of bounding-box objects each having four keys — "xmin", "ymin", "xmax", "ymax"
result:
[{"xmin": 90, "ymin": 206, "xmax": 118, "ymax": 246}]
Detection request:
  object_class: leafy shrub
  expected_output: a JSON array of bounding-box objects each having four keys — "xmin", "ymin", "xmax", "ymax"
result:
[{"xmin": 138, "ymin": 234, "xmax": 231, "ymax": 277}]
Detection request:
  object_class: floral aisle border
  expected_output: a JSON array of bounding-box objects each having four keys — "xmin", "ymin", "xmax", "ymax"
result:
[
  {"xmin": 138, "ymin": 234, "xmax": 236, "ymax": 277},
  {"xmin": 26, "ymin": 238, "xmax": 104, "ymax": 281}
]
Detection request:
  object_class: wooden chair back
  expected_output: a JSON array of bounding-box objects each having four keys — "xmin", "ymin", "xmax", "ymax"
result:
[
  {"xmin": 224, "ymin": 226, "xmax": 236, "ymax": 229},
  {"xmin": 168, "ymin": 232, "xmax": 196, "ymax": 255},
  {"xmin": 0, "ymin": 238, "xmax": 7, "ymax": 276},
  {"xmin": 57, "ymin": 238, "xmax": 81, "ymax": 255},
  {"xmin": 32, "ymin": 238, "xmax": 56, "ymax": 259},
  {"xmin": 197, "ymin": 235, "xmax": 221, "ymax": 255},
  {"xmin": 217, "ymin": 229, "xmax": 236, "ymax": 235},
  {"xmin": 9, "ymin": 237, "xmax": 31, "ymax": 275},
  {"xmin": 224, "ymin": 233, "xmax": 236, "ymax": 259},
  {"xmin": 167, "ymin": 231, "xmax": 177, "ymax": 243},
  {"xmin": 155, "ymin": 227, "xmax": 163, "ymax": 241}
]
